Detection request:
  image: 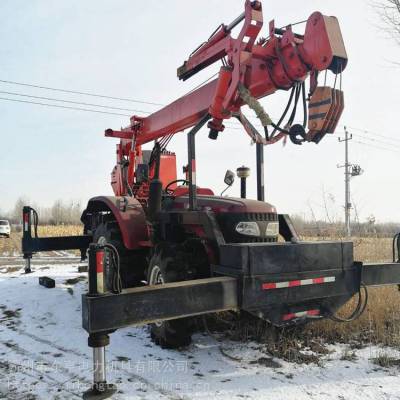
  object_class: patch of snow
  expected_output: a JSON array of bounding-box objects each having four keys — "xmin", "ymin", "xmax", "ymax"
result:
[{"xmin": 0, "ymin": 260, "xmax": 399, "ymax": 399}]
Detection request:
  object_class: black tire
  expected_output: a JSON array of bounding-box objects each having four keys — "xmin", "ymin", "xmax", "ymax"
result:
[
  {"xmin": 147, "ymin": 244, "xmax": 193, "ymax": 349},
  {"xmin": 93, "ymin": 222, "xmax": 145, "ymax": 288}
]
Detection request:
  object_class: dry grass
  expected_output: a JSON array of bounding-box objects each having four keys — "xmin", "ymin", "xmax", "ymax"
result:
[
  {"xmin": 305, "ymin": 236, "xmax": 400, "ymax": 347},
  {"xmin": 371, "ymin": 350, "xmax": 400, "ymax": 368},
  {"xmin": 36, "ymin": 225, "xmax": 82, "ymax": 237},
  {"xmin": 352, "ymin": 237, "xmax": 393, "ymax": 263},
  {"xmin": 0, "ymin": 225, "xmax": 82, "ymax": 255},
  {"xmin": 306, "ymin": 286, "xmax": 400, "ymax": 347},
  {"xmin": 303, "ymin": 236, "xmax": 393, "ymax": 263}
]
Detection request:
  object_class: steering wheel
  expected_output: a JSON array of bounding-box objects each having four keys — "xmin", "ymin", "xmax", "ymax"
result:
[{"xmin": 165, "ymin": 179, "xmax": 190, "ymax": 195}]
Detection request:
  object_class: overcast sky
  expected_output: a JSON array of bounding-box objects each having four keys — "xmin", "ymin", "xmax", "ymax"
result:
[{"xmin": 0, "ymin": 0, "xmax": 399, "ymax": 222}]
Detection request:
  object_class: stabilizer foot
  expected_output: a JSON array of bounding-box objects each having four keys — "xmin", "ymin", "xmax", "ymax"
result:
[
  {"xmin": 24, "ymin": 257, "xmax": 32, "ymax": 274},
  {"xmin": 83, "ymin": 383, "xmax": 117, "ymax": 400}
]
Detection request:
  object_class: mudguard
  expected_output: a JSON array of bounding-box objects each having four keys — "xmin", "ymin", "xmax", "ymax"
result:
[{"xmin": 83, "ymin": 196, "xmax": 149, "ymax": 250}]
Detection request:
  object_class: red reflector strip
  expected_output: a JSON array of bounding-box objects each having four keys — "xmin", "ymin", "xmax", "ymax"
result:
[
  {"xmin": 96, "ymin": 251, "xmax": 104, "ymax": 273},
  {"xmin": 262, "ymin": 283, "xmax": 276, "ymax": 290},
  {"xmin": 282, "ymin": 309, "xmax": 320, "ymax": 321},
  {"xmin": 96, "ymin": 250, "xmax": 105, "ymax": 294},
  {"xmin": 23, "ymin": 213, "xmax": 29, "ymax": 232},
  {"xmin": 262, "ymin": 276, "xmax": 335, "ymax": 291}
]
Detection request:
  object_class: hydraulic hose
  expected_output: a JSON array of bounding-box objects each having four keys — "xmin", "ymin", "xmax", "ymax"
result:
[
  {"xmin": 103, "ymin": 243, "xmax": 122, "ymax": 294},
  {"xmin": 328, "ymin": 284, "xmax": 368, "ymax": 323},
  {"xmin": 26, "ymin": 206, "xmax": 39, "ymax": 238},
  {"xmin": 393, "ymin": 233, "xmax": 400, "ymax": 262}
]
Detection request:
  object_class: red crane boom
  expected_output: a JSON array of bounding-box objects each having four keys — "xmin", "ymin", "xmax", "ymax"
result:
[{"xmin": 105, "ymin": 0, "xmax": 347, "ymax": 198}]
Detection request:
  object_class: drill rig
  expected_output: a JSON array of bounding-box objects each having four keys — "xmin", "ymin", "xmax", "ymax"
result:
[
  {"xmin": 105, "ymin": 0, "xmax": 347, "ymax": 205},
  {"xmin": 21, "ymin": 2, "xmax": 400, "ymax": 396}
]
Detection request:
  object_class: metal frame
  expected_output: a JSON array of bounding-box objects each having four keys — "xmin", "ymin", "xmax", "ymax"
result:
[
  {"xmin": 82, "ymin": 276, "xmax": 238, "ymax": 333},
  {"xmin": 22, "ymin": 206, "xmax": 91, "ymax": 273},
  {"xmin": 22, "ymin": 235, "xmax": 91, "ymax": 254},
  {"xmin": 82, "ymin": 240, "xmax": 400, "ymax": 334},
  {"xmin": 187, "ymin": 113, "xmax": 211, "ymax": 211},
  {"xmin": 256, "ymin": 143, "xmax": 265, "ymax": 201},
  {"xmin": 362, "ymin": 263, "xmax": 400, "ymax": 286}
]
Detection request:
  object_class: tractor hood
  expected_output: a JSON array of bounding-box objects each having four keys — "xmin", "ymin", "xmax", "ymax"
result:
[{"xmin": 165, "ymin": 195, "xmax": 277, "ymax": 214}]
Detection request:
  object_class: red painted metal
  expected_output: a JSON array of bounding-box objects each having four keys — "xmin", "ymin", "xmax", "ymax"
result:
[
  {"xmin": 172, "ymin": 187, "xmax": 214, "ymax": 197},
  {"xmin": 282, "ymin": 309, "xmax": 320, "ymax": 321},
  {"xmin": 262, "ymin": 276, "xmax": 336, "ymax": 290},
  {"xmin": 96, "ymin": 250, "xmax": 104, "ymax": 273},
  {"xmin": 158, "ymin": 153, "xmax": 178, "ymax": 190},
  {"xmin": 85, "ymin": 196, "xmax": 149, "ymax": 250}
]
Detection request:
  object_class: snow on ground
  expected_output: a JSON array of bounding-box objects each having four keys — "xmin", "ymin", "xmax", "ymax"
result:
[{"xmin": 0, "ymin": 256, "xmax": 400, "ymax": 400}]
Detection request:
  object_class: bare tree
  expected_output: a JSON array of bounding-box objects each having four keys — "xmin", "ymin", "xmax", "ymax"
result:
[
  {"xmin": 50, "ymin": 200, "xmax": 63, "ymax": 225},
  {"xmin": 11, "ymin": 196, "xmax": 29, "ymax": 224},
  {"xmin": 374, "ymin": 0, "xmax": 400, "ymax": 45},
  {"xmin": 49, "ymin": 199, "xmax": 82, "ymax": 225}
]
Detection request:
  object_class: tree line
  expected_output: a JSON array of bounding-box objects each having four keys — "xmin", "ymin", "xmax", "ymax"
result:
[
  {"xmin": 291, "ymin": 214, "xmax": 400, "ymax": 238},
  {"xmin": 0, "ymin": 197, "xmax": 83, "ymax": 225}
]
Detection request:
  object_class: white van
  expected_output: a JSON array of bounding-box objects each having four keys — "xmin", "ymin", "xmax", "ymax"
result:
[{"xmin": 0, "ymin": 220, "xmax": 10, "ymax": 238}]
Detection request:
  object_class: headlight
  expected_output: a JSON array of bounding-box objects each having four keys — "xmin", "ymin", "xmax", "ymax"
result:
[
  {"xmin": 235, "ymin": 222, "xmax": 260, "ymax": 237},
  {"xmin": 265, "ymin": 222, "xmax": 279, "ymax": 237}
]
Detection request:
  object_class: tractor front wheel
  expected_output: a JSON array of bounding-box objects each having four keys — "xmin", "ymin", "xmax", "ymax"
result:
[{"xmin": 147, "ymin": 244, "xmax": 193, "ymax": 349}]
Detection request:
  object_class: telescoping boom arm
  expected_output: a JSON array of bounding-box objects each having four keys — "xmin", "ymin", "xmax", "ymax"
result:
[{"xmin": 106, "ymin": 0, "xmax": 348, "ymax": 196}]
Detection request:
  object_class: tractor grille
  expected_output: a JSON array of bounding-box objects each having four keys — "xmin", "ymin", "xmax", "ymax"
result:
[{"xmin": 216, "ymin": 212, "xmax": 279, "ymax": 244}]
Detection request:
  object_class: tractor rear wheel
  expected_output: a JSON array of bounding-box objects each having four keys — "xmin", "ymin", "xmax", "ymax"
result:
[
  {"xmin": 147, "ymin": 243, "xmax": 193, "ymax": 349},
  {"xmin": 93, "ymin": 222, "xmax": 146, "ymax": 288}
]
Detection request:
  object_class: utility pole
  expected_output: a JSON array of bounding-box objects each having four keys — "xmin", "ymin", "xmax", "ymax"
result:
[{"xmin": 337, "ymin": 126, "xmax": 363, "ymax": 237}]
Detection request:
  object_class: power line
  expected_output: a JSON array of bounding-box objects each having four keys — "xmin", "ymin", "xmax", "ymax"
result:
[
  {"xmin": 1, "ymin": 79, "xmax": 400, "ymax": 149},
  {"xmin": 345, "ymin": 125, "xmax": 400, "ymax": 144},
  {"xmin": 0, "ymin": 90, "xmax": 152, "ymax": 114},
  {"xmin": 352, "ymin": 139, "xmax": 400, "ymax": 153},
  {"xmin": 2, "ymin": 93, "xmax": 400, "ymax": 157},
  {"xmin": 327, "ymin": 132, "xmax": 400, "ymax": 153},
  {"xmin": 0, "ymin": 96, "xmax": 132, "ymax": 117},
  {"xmin": 1, "ymin": 91, "xmax": 399, "ymax": 152},
  {"xmin": 0, "ymin": 79, "xmax": 164, "ymax": 106},
  {"xmin": 0, "ymin": 78, "xmax": 369, "ymax": 135},
  {"xmin": 0, "ymin": 77, "xmax": 284, "ymax": 124},
  {"xmin": 0, "ymin": 88, "xmax": 264, "ymax": 125},
  {"xmin": 351, "ymin": 132, "xmax": 400, "ymax": 150}
]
